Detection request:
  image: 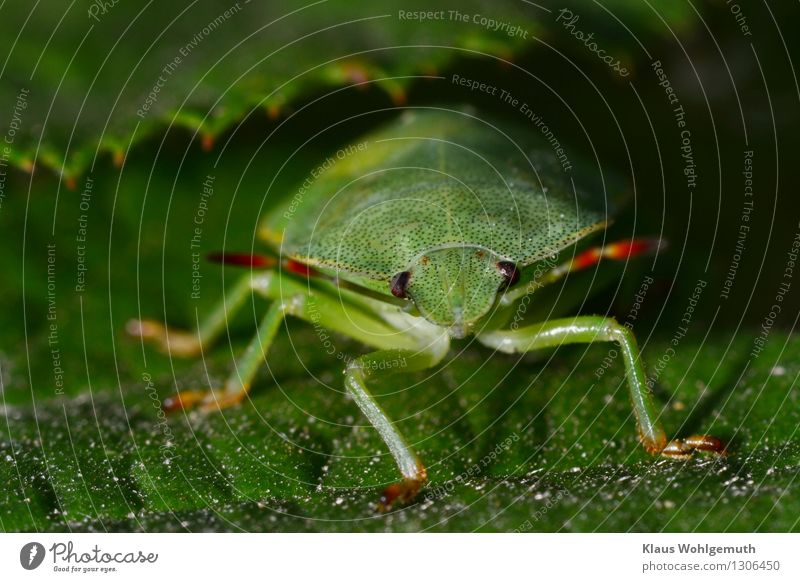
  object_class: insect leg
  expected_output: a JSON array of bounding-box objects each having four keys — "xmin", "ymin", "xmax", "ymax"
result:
[
  {"xmin": 476, "ymin": 316, "xmax": 724, "ymax": 458},
  {"xmin": 182, "ymin": 268, "xmax": 406, "ymax": 413},
  {"xmin": 162, "ymin": 300, "xmax": 287, "ymax": 413},
  {"xmin": 344, "ymin": 336, "xmax": 449, "ymax": 512},
  {"xmin": 158, "ymin": 270, "xmax": 428, "ymax": 412},
  {"xmin": 127, "ymin": 274, "xmax": 253, "ymax": 357},
  {"xmin": 500, "ymin": 238, "xmax": 662, "ymax": 305},
  {"xmin": 546, "ymin": 238, "xmax": 663, "ymax": 281}
]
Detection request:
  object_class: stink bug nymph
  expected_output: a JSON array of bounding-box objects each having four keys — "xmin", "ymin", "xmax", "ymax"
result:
[{"xmin": 128, "ymin": 109, "xmax": 724, "ymax": 511}]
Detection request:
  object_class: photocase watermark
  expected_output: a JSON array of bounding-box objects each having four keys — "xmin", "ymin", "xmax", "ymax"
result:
[
  {"xmin": 20, "ymin": 542, "xmax": 46, "ymax": 570},
  {"xmin": 720, "ymin": 150, "xmax": 754, "ymax": 300},
  {"xmin": 306, "ymin": 295, "xmax": 407, "ymax": 372},
  {"xmin": 137, "ymin": 2, "xmax": 246, "ymax": 118},
  {"xmin": 142, "ymin": 372, "xmax": 178, "ymax": 463},
  {"xmin": 508, "ymin": 251, "xmax": 561, "ymax": 331},
  {"xmin": 725, "ymin": 0, "xmax": 753, "ymax": 37},
  {"xmin": 0, "ymin": 87, "xmax": 29, "ymax": 214},
  {"xmin": 652, "ymin": 60, "xmax": 697, "ymax": 193},
  {"xmin": 451, "ymin": 73, "xmax": 573, "ymax": 172},
  {"xmin": 46, "ymin": 243, "xmax": 65, "ymax": 396},
  {"xmin": 74, "ymin": 175, "xmax": 94, "ymax": 293},
  {"xmin": 750, "ymin": 222, "xmax": 799, "ymax": 358},
  {"xmin": 31, "ymin": 541, "xmax": 159, "ymax": 574},
  {"xmin": 283, "ymin": 141, "xmax": 369, "ymax": 221},
  {"xmin": 190, "ymin": 174, "xmax": 215, "ymax": 299},
  {"xmin": 87, "ymin": 0, "xmax": 122, "ymax": 22},
  {"xmin": 397, "ymin": 9, "xmax": 529, "ymax": 39},
  {"xmin": 510, "ymin": 487, "xmax": 568, "ymax": 532},
  {"xmin": 450, "ymin": 10, "xmax": 529, "ymax": 39},
  {"xmin": 595, "ymin": 274, "xmax": 654, "ymax": 379},
  {"xmin": 555, "ymin": 8, "xmax": 629, "ymax": 77},
  {"xmin": 646, "ymin": 279, "xmax": 707, "ymax": 388},
  {"xmin": 307, "ymin": 296, "xmax": 338, "ymax": 356},
  {"xmin": 354, "ymin": 356, "xmax": 408, "ymax": 375},
  {"xmin": 424, "ymin": 433, "xmax": 519, "ymax": 501}
]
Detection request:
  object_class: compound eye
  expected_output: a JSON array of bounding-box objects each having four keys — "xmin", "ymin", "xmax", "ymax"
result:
[
  {"xmin": 390, "ymin": 271, "xmax": 412, "ymax": 298},
  {"xmin": 497, "ymin": 261, "xmax": 520, "ymax": 289}
]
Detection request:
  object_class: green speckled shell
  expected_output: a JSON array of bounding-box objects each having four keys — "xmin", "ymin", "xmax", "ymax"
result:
[{"xmin": 263, "ymin": 109, "xmax": 608, "ymax": 281}]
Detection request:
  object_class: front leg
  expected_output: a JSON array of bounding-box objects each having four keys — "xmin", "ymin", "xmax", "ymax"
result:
[
  {"xmin": 477, "ymin": 316, "xmax": 724, "ymax": 457},
  {"xmin": 344, "ymin": 337, "xmax": 449, "ymax": 512},
  {"xmin": 130, "ymin": 268, "xmax": 422, "ymax": 413}
]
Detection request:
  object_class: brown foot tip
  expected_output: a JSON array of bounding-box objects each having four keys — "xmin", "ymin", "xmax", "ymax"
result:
[
  {"xmin": 126, "ymin": 319, "xmax": 200, "ymax": 357},
  {"xmin": 162, "ymin": 396, "xmax": 185, "ymax": 414},
  {"xmin": 126, "ymin": 318, "xmax": 163, "ymax": 339},
  {"xmin": 684, "ymin": 434, "xmax": 726, "ymax": 453},
  {"xmin": 162, "ymin": 390, "xmax": 210, "ymax": 414},
  {"xmin": 163, "ymin": 389, "xmax": 246, "ymax": 414},
  {"xmin": 377, "ymin": 475, "xmax": 426, "ymax": 513},
  {"xmin": 661, "ymin": 435, "xmax": 726, "ymax": 459}
]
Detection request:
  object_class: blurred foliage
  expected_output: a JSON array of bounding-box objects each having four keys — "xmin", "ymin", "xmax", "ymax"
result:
[{"xmin": 0, "ymin": 0, "xmax": 698, "ymax": 180}]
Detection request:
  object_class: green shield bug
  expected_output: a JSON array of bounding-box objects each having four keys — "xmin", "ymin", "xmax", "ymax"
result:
[{"xmin": 128, "ymin": 108, "xmax": 724, "ymax": 511}]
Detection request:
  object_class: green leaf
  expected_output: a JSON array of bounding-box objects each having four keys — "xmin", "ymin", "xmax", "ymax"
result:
[{"xmin": 2, "ymin": 327, "xmax": 798, "ymax": 532}]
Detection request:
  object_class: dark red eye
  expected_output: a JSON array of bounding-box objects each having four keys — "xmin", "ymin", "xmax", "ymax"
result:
[
  {"xmin": 497, "ymin": 261, "xmax": 520, "ymax": 289},
  {"xmin": 390, "ymin": 271, "xmax": 411, "ymax": 298}
]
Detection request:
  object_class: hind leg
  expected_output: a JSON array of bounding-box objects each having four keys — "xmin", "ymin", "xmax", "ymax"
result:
[{"xmin": 478, "ymin": 316, "xmax": 724, "ymax": 457}]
